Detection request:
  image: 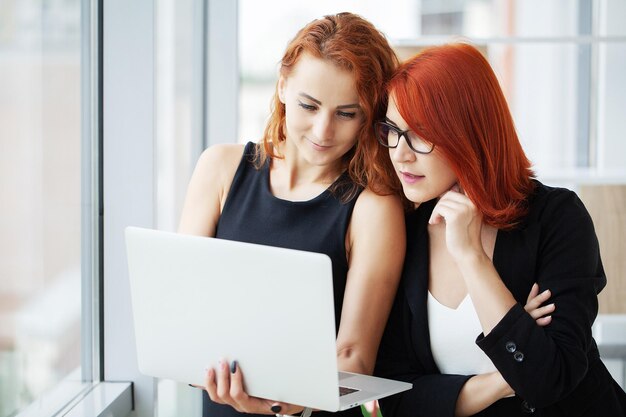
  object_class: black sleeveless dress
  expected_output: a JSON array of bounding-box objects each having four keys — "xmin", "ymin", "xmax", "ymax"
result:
[{"xmin": 203, "ymin": 142, "xmax": 365, "ymax": 417}]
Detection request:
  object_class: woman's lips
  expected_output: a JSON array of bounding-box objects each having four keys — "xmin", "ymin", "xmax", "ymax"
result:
[
  {"xmin": 400, "ymin": 171, "xmax": 424, "ymax": 184},
  {"xmin": 307, "ymin": 137, "xmax": 332, "ymax": 151}
]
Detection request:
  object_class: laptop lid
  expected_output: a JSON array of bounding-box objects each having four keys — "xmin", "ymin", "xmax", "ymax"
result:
[{"xmin": 125, "ymin": 226, "xmax": 343, "ymax": 411}]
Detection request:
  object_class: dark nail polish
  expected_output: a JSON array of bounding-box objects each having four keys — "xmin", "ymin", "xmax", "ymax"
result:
[
  {"xmin": 230, "ymin": 360, "xmax": 238, "ymax": 373},
  {"xmin": 271, "ymin": 405, "xmax": 282, "ymax": 413}
]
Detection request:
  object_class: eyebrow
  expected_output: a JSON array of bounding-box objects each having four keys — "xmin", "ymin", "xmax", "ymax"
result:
[
  {"xmin": 385, "ymin": 116, "xmax": 426, "ymax": 134},
  {"xmin": 298, "ymin": 92, "xmax": 360, "ymax": 110},
  {"xmin": 384, "ymin": 116, "xmax": 400, "ymax": 128}
]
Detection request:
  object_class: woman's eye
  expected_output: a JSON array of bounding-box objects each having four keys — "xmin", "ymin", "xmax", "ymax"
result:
[
  {"xmin": 298, "ymin": 102, "xmax": 317, "ymax": 111},
  {"xmin": 337, "ymin": 111, "xmax": 356, "ymax": 119}
]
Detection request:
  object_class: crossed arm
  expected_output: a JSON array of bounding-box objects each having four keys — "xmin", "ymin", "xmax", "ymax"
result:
[
  {"xmin": 379, "ymin": 187, "xmax": 602, "ymax": 417},
  {"xmin": 454, "ymin": 284, "xmax": 555, "ymax": 416}
]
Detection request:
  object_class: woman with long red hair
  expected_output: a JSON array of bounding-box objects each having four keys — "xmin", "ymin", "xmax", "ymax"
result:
[
  {"xmin": 178, "ymin": 12, "xmax": 405, "ymax": 417},
  {"xmin": 375, "ymin": 43, "xmax": 626, "ymax": 416}
]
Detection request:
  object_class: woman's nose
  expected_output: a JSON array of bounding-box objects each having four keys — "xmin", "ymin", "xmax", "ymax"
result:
[
  {"xmin": 313, "ymin": 113, "xmax": 334, "ymax": 140},
  {"xmin": 390, "ymin": 135, "xmax": 416, "ymax": 163}
]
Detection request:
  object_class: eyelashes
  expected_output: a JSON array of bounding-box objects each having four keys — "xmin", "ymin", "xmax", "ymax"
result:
[
  {"xmin": 298, "ymin": 102, "xmax": 316, "ymax": 111},
  {"xmin": 298, "ymin": 101, "xmax": 357, "ymax": 119},
  {"xmin": 337, "ymin": 111, "xmax": 357, "ymax": 119}
]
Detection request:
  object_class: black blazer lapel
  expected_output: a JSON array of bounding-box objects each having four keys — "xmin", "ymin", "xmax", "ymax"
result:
[{"xmin": 403, "ymin": 200, "xmax": 440, "ymax": 372}]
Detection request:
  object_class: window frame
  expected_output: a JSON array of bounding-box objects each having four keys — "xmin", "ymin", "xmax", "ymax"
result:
[
  {"xmin": 102, "ymin": 0, "xmax": 238, "ymax": 416},
  {"xmin": 14, "ymin": 0, "xmax": 133, "ymax": 414},
  {"xmin": 17, "ymin": 0, "xmax": 240, "ymax": 415}
]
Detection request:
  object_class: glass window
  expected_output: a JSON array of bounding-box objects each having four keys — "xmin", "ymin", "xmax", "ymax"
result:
[
  {"xmin": 239, "ymin": 0, "xmax": 626, "ymax": 173},
  {"xmin": 155, "ymin": 0, "xmax": 200, "ymax": 233},
  {"xmin": 490, "ymin": 43, "xmax": 583, "ymax": 173},
  {"xmin": 0, "ymin": 1, "xmax": 83, "ymax": 416},
  {"xmin": 598, "ymin": 0, "xmax": 626, "ymax": 36},
  {"xmin": 597, "ymin": 42, "xmax": 626, "ymax": 169},
  {"xmin": 155, "ymin": 0, "xmax": 204, "ymax": 414}
]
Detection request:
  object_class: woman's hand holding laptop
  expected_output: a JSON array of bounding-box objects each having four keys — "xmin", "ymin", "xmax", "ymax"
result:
[{"xmin": 205, "ymin": 359, "xmax": 305, "ymax": 415}]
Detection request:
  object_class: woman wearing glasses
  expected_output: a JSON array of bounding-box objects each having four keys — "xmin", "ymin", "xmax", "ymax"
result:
[
  {"xmin": 375, "ymin": 43, "xmax": 626, "ymax": 416},
  {"xmin": 178, "ymin": 12, "xmax": 405, "ymax": 417}
]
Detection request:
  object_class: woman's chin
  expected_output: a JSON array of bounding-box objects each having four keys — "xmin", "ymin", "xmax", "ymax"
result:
[{"xmin": 402, "ymin": 186, "xmax": 435, "ymax": 206}]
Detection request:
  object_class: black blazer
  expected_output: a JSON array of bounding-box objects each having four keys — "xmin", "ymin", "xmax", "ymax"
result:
[{"xmin": 376, "ymin": 182, "xmax": 626, "ymax": 417}]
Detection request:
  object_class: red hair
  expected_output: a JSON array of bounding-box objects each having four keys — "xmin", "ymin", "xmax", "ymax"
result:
[
  {"xmin": 389, "ymin": 43, "xmax": 535, "ymax": 229},
  {"xmin": 257, "ymin": 12, "xmax": 400, "ymax": 200}
]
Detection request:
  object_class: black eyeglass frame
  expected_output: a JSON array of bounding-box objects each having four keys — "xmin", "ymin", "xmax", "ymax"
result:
[{"xmin": 374, "ymin": 121, "xmax": 435, "ymax": 154}]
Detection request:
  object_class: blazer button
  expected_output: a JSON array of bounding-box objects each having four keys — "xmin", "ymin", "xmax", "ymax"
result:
[
  {"xmin": 514, "ymin": 351, "xmax": 525, "ymax": 362},
  {"xmin": 505, "ymin": 341, "xmax": 517, "ymax": 353},
  {"xmin": 521, "ymin": 400, "xmax": 536, "ymax": 413}
]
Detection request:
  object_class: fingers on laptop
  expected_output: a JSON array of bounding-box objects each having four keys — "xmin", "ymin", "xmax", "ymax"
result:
[
  {"xmin": 229, "ymin": 360, "xmax": 283, "ymax": 414},
  {"xmin": 205, "ymin": 361, "xmax": 228, "ymax": 404},
  {"xmin": 229, "ymin": 360, "xmax": 250, "ymax": 411},
  {"xmin": 206, "ymin": 359, "xmax": 298, "ymax": 415},
  {"xmin": 204, "ymin": 359, "xmax": 255, "ymax": 413}
]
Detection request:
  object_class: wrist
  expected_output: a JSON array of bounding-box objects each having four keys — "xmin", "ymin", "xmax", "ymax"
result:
[
  {"xmin": 454, "ymin": 248, "xmax": 490, "ymax": 270},
  {"xmin": 492, "ymin": 372, "xmax": 514, "ymax": 398}
]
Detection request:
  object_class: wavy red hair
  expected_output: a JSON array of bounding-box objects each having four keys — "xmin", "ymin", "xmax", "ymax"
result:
[
  {"xmin": 389, "ymin": 43, "xmax": 535, "ymax": 229},
  {"xmin": 257, "ymin": 12, "xmax": 400, "ymax": 200}
]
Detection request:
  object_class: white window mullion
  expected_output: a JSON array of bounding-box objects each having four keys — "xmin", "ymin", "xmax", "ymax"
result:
[{"xmin": 103, "ymin": 0, "xmax": 156, "ymax": 416}]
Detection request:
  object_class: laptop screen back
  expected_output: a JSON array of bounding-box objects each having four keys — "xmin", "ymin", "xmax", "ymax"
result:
[{"xmin": 125, "ymin": 227, "xmax": 342, "ymax": 411}]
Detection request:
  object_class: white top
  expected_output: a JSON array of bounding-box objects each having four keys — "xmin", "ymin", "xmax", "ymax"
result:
[{"xmin": 427, "ymin": 291, "xmax": 498, "ymax": 375}]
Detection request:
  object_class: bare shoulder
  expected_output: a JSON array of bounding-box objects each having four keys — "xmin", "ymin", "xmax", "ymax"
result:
[
  {"xmin": 197, "ymin": 143, "xmax": 247, "ymax": 208},
  {"xmin": 178, "ymin": 143, "xmax": 246, "ymax": 235},
  {"xmin": 348, "ymin": 188, "xmax": 405, "ymax": 245},
  {"xmin": 352, "ymin": 188, "xmax": 404, "ymax": 220},
  {"xmin": 196, "ymin": 143, "xmax": 246, "ymax": 179}
]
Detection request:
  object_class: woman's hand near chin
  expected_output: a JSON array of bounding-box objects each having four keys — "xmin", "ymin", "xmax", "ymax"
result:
[
  {"xmin": 429, "ymin": 184, "xmax": 518, "ymax": 336},
  {"xmin": 428, "ymin": 185, "xmax": 485, "ymax": 263}
]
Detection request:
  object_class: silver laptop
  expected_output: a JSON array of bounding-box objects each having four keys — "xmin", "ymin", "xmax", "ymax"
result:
[{"xmin": 125, "ymin": 227, "xmax": 411, "ymax": 412}]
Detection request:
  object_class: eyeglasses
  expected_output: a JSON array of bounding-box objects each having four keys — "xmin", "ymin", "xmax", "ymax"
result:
[{"xmin": 374, "ymin": 121, "xmax": 435, "ymax": 154}]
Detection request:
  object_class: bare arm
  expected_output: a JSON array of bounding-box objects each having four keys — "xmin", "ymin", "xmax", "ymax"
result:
[
  {"xmin": 454, "ymin": 372, "xmax": 513, "ymax": 416},
  {"xmin": 429, "ymin": 188, "xmax": 515, "ymax": 335},
  {"xmin": 178, "ymin": 144, "xmax": 243, "ymax": 236},
  {"xmin": 336, "ymin": 190, "xmax": 406, "ymax": 375}
]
